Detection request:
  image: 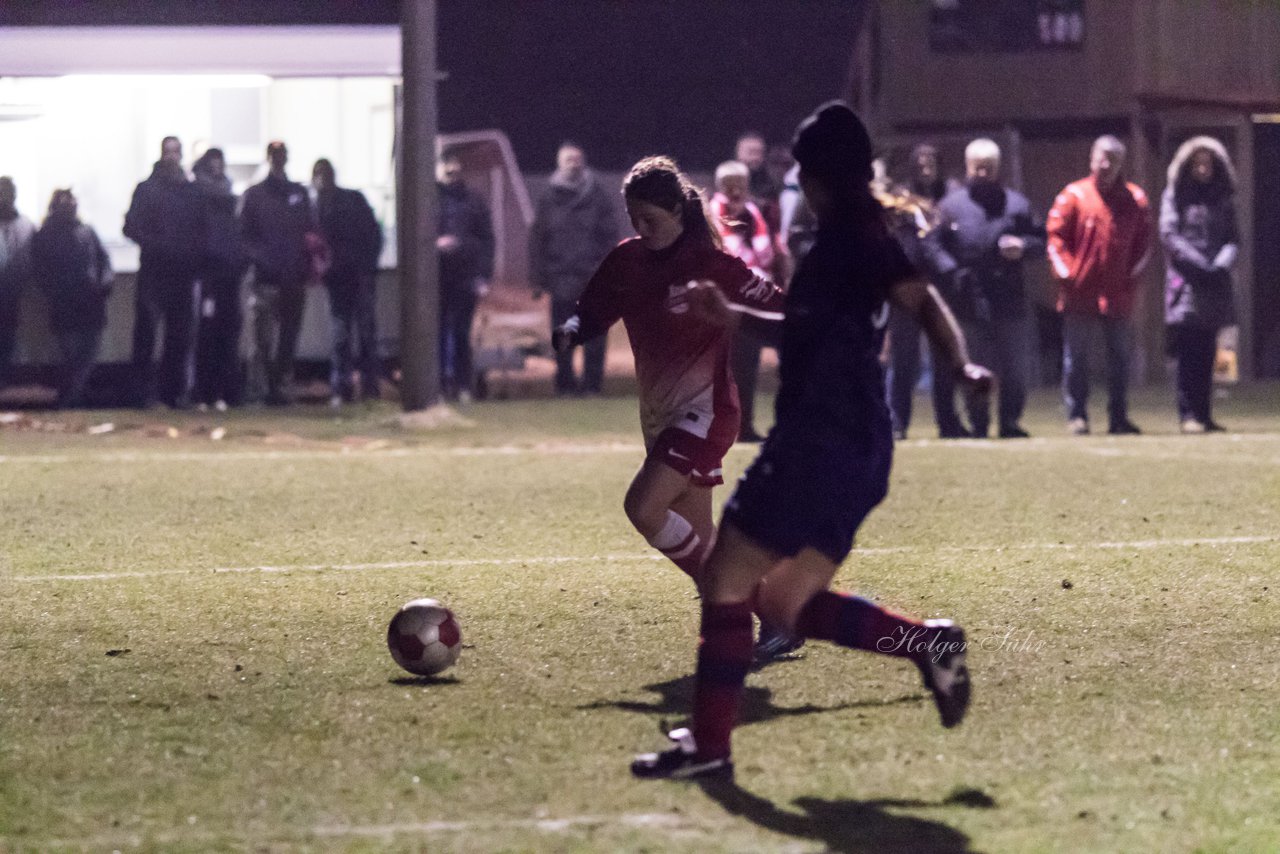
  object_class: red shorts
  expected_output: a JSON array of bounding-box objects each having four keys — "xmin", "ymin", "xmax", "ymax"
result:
[{"xmin": 649, "ymin": 427, "xmax": 732, "ymax": 487}]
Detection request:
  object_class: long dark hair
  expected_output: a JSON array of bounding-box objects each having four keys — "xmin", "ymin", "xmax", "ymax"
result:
[{"xmin": 622, "ymin": 156, "xmax": 721, "ymax": 250}]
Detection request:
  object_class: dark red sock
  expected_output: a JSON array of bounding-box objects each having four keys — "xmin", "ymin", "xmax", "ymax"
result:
[
  {"xmin": 691, "ymin": 600, "xmax": 754, "ymax": 759},
  {"xmin": 795, "ymin": 591, "xmax": 926, "ymax": 659}
]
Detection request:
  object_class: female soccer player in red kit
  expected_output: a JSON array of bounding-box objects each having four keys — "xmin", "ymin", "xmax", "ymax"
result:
[
  {"xmin": 631, "ymin": 104, "xmax": 993, "ymax": 780},
  {"xmin": 553, "ymin": 156, "xmax": 784, "ymax": 589}
]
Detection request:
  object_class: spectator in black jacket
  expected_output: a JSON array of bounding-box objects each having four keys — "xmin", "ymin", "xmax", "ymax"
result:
[
  {"xmin": 529, "ymin": 142, "xmax": 619, "ymax": 395},
  {"xmin": 32, "ymin": 189, "xmax": 113, "ymax": 408},
  {"xmin": 437, "ymin": 147, "xmax": 494, "ymax": 402},
  {"xmin": 192, "ymin": 148, "xmax": 245, "ymax": 410},
  {"xmin": 123, "ymin": 136, "xmax": 203, "ymax": 408},
  {"xmin": 313, "ymin": 158, "xmax": 383, "ymax": 405},
  {"xmin": 934, "ymin": 139, "xmax": 1046, "ymax": 438},
  {"xmin": 240, "ymin": 140, "xmax": 316, "ymax": 405}
]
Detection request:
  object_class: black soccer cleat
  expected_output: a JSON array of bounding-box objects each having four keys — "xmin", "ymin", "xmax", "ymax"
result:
[
  {"xmin": 631, "ymin": 728, "xmax": 734, "ymax": 780},
  {"xmin": 754, "ymin": 620, "xmax": 806, "ymax": 664},
  {"xmin": 915, "ymin": 619, "xmax": 971, "ymax": 729}
]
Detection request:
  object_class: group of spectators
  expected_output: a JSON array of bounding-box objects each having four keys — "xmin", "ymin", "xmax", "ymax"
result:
[
  {"xmin": 878, "ymin": 133, "xmax": 1240, "ymax": 438},
  {"xmin": 0, "ymin": 129, "xmax": 1243, "ymax": 427},
  {"xmin": 529, "ymin": 128, "xmax": 1242, "ymax": 439},
  {"xmin": 0, "ymin": 137, "xmax": 383, "ymax": 409}
]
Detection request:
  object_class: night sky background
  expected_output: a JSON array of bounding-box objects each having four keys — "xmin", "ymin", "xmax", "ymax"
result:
[{"xmin": 0, "ymin": 0, "xmax": 867, "ymax": 170}]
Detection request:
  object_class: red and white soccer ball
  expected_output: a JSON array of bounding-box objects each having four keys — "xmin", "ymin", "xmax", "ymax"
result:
[{"xmin": 387, "ymin": 598, "xmax": 462, "ymax": 676}]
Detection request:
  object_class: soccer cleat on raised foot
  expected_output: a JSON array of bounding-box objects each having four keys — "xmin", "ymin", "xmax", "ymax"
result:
[
  {"xmin": 915, "ymin": 619, "xmax": 971, "ymax": 729},
  {"xmin": 631, "ymin": 728, "xmax": 733, "ymax": 780},
  {"xmin": 754, "ymin": 621, "xmax": 805, "ymax": 664}
]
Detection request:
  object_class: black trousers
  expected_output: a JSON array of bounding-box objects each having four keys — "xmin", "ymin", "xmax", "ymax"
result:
[
  {"xmin": 1171, "ymin": 324, "xmax": 1218, "ymax": 423},
  {"xmin": 195, "ymin": 265, "xmax": 244, "ymax": 405},
  {"xmin": 131, "ymin": 266, "xmax": 198, "ymax": 406},
  {"xmin": 0, "ymin": 282, "xmax": 21, "ymax": 387}
]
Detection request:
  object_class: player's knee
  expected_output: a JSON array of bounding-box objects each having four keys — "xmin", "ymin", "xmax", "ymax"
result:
[{"xmin": 622, "ymin": 491, "xmax": 664, "ymax": 538}]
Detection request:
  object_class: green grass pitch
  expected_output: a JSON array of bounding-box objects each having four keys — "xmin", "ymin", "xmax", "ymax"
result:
[{"xmin": 1, "ymin": 384, "xmax": 1278, "ymax": 852}]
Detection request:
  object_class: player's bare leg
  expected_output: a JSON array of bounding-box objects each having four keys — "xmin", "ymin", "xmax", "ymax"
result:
[{"xmin": 623, "ymin": 459, "xmax": 709, "ymax": 585}]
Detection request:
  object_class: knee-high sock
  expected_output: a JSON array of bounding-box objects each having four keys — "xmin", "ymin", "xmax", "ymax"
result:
[
  {"xmin": 645, "ymin": 510, "xmax": 705, "ymax": 582},
  {"xmin": 795, "ymin": 591, "xmax": 925, "ymax": 659},
  {"xmin": 691, "ymin": 600, "xmax": 754, "ymax": 759}
]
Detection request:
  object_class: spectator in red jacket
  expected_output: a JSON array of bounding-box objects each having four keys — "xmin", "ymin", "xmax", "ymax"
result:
[
  {"xmin": 1047, "ymin": 135, "xmax": 1151, "ymax": 435},
  {"xmin": 711, "ymin": 160, "xmax": 782, "ymax": 443}
]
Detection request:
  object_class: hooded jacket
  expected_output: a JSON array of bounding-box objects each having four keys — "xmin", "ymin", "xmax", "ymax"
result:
[
  {"xmin": 528, "ymin": 169, "xmax": 618, "ymax": 299},
  {"xmin": 123, "ymin": 161, "xmax": 205, "ymax": 275},
  {"xmin": 193, "ymin": 170, "xmax": 243, "ymax": 272},
  {"xmin": 1160, "ymin": 136, "xmax": 1238, "ymax": 329},
  {"xmin": 32, "ymin": 215, "xmax": 112, "ymax": 332},
  {"xmin": 1047, "ymin": 172, "xmax": 1151, "ymax": 318}
]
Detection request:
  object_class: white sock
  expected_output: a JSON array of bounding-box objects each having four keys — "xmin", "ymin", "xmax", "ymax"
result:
[{"xmin": 646, "ymin": 511, "xmax": 701, "ymax": 561}]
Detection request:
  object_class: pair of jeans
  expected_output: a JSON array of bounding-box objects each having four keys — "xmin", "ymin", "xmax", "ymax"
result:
[
  {"xmin": 551, "ymin": 295, "xmax": 604, "ymax": 394},
  {"xmin": 961, "ymin": 314, "xmax": 1031, "ymax": 436},
  {"xmin": 885, "ymin": 304, "xmax": 964, "ymax": 437},
  {"xmin": 247, "ymin": 278, "xmax": 307, "ymax": 402},
  {"xmin": 131, "ymin": 267, "xmax": 198, "ymax": 406},
  {"xmin": 195, "ymin": 266, "xmax": 244, "ymax": 405},
  {"xmin": 1170, "ymin": 324, "xmax": 1217, "ymax": 423},
  {"xmin": 327, "ymin": 270, "xmax": 380, "ymax": 400},
  {"xmin": 1061, "ymin": 313, "xmax": 1133, "ymax": 427}
]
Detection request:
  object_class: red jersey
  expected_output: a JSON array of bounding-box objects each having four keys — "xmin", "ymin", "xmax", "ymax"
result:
[{"xmin": 573, "ymin": 236, "xmax": 785, "ymax": 449}]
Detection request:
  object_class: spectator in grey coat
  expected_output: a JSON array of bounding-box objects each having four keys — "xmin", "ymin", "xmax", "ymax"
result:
[
  {"xmin": 0, "ymin": 176, "xmax": 37, "ymax": 389},
  {"xmin": 31, "ymin": 189, "xmax": 113, "ymax": 408},
  {"xmin": 240, "ymin": 140, "xmax": 317, "ymax": 405},
  {"xmin": 934, "ymin": 138, "xmax": 1045, "ymax": 438},
  {"xmin": 1161, "ymin": 136, "xmax": 1238, "ymax": 433},
  {"xmin": 529, "ymin": 142, "xmax": 619, "ymax": 395}
]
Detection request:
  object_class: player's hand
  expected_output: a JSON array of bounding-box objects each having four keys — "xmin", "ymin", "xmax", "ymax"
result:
[
  {"xmin": 552, "ymin": 326, "xmax": 574, "ymax": 354},
  {"xmin": 437, "ymin": 234, "xmax": 460, "ymax": 253},
  {"xmin": 679, "ymin": 279, "xmax": 732, "ymax": 327},
  {"xmin": 957, "ymin": 362, "xmax": 995, "ymax": 395},
  {"xmin": 997, "ymin": 234, "xmax": 1025, "ymax": 261}
]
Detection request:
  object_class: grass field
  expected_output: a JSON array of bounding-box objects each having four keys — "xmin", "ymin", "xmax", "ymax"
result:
[{"xmin": 2, "ymin": 383, "xmax": 1278, "ymax": 852}]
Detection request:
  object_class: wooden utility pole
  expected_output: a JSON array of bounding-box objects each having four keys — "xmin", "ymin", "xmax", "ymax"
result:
[{"xmin": 398, "ymin": 0, "xmax": 439, "ymax": 410}]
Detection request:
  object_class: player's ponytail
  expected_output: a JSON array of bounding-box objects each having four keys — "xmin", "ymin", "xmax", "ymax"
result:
[{"xmin": 623, "ymin": 156, "xmax": 722, "ymax": 251}]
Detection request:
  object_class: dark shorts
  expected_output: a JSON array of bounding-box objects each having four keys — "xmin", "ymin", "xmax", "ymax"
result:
[
  {"xmin": 649, "ymin": 426, "xmax": 733, "ymax": 487},
  {"xmin": 722, "ymin": 432, "xmax": 892, "ymax": 564}
]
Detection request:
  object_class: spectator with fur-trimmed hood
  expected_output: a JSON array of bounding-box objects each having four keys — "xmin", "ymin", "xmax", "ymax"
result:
[{"xmin": 1160, "ymin": 136, "xmax": 1238, "ymax": 433}]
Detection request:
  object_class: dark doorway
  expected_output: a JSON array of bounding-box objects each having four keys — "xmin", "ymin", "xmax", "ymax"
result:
[{"xmin": 1254, "ymin": 120, "xmax": 1280, "ymax": 377}]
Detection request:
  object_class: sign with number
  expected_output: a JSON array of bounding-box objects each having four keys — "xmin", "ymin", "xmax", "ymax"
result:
[{"xmin": 930, "ymin": 0, "xmax": 1086, "ymax": 53}]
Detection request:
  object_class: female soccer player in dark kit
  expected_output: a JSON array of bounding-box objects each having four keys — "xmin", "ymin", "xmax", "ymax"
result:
[
  {"xmin": 631, "ymin": 103, "xmax": 993, "ymax": 780},
  {"xmin": 554, "ymin": 156, "xmax": 785, "ymax": 592}
]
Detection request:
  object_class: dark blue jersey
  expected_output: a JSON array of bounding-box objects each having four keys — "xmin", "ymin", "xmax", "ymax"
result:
[{"xmin": 773, "ymin": 211, "xmax": 915, "ymax": 448}]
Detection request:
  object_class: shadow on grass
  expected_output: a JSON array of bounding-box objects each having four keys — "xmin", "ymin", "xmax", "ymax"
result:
[
  {"xmin": 389, "ymin": 675, "xmax": 462, "ymax": 687},
  {"xmin": 579, "ymin": 673, "xmax": 925, "ymax": 732},
  {"xmin": 698, "ymin": 778, "xmax": 994, "ymax": 854}
]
